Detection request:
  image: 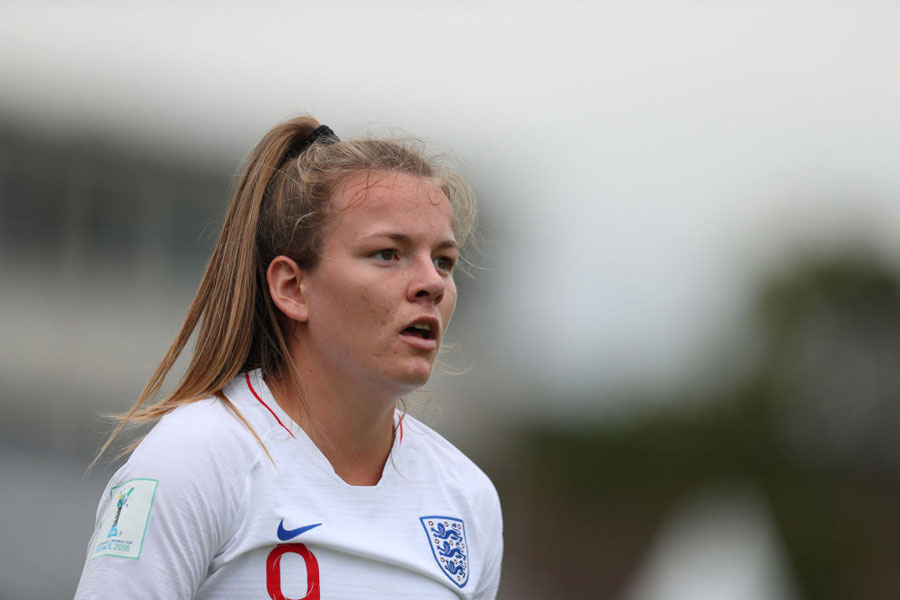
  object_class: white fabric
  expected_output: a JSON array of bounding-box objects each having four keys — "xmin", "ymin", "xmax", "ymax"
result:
[{"xmin": 75, "ymin": 370, "xmax": 503, "ymax": 599}]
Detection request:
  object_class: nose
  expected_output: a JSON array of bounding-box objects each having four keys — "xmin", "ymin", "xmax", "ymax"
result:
[{"xmin": 407, "ymin": 258, "xmax": 446, "ymax": 304}]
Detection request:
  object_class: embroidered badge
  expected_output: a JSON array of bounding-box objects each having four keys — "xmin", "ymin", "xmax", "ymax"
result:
[
  {"xmin": 420, "ymin": 516, "xmax": 469, "ymax": 588},
  {"xmin": 90, "ymin": 478, "xmax": 158, "ymax": 560}
]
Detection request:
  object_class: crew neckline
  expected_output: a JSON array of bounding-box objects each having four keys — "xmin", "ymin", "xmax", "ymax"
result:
[{"xmin": 244, "ymin": 369, "xmax": 404, "ymax": 489}]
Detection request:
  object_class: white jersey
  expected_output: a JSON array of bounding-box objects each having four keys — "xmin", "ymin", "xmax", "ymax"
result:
[{"xmin": 75, "ymin": 369, "xmax": 502, "ymax": 599}]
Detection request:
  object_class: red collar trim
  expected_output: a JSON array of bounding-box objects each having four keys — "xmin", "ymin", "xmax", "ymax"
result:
[
  {"xmin": 245, "ymin": 371, "xmax": 405, "ymax": 447},
  {"xmin": 245, "ymin": 371, "xmax": 295, "ymax": 438}
]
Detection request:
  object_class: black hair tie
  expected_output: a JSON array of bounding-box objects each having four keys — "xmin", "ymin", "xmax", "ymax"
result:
[{"xmin": 282, "ymin": 124, "xmax": 339, "ymax": 166}]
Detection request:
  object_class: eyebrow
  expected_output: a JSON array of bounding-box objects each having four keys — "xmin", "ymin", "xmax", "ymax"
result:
[{"xmin": 361, "ymin": 232, "xmax": 458, "ymax": 251}]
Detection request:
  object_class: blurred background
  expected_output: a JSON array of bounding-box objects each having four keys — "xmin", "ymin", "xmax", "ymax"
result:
[{"xmin": 2, "ymin": 1, "xmax": 900, "ymax": 598}]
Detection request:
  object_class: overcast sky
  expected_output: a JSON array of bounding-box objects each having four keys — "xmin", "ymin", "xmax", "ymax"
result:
[{"xmin": 3, "ymin": 1, "xmax": 900, "ymax": 412}]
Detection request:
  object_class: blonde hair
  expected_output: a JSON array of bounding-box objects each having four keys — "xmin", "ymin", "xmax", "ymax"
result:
[{"xmin": 95, "ymin": 115, "xmax": 476, "ymax": 463}]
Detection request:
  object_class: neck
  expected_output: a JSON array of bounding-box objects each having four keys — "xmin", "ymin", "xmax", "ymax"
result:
[{"xmin": 267, "ymin": 360, "xmax": 399, "ymax": 487}]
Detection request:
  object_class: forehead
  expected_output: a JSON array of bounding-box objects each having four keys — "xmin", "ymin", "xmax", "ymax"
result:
[{"xmin": 329, "ymin": 171, "xmax": 455, "ymax": 236}]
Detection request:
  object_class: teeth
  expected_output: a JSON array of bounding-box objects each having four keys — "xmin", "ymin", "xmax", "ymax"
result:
[{"xmin": 413, "ymin": 323, "xmax": 432, "ymax": 332}]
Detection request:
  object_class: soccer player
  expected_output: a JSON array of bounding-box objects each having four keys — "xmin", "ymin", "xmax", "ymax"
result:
[{"xmin": 75, "ymin": 116, "xmax": 502, "ymax": 599}]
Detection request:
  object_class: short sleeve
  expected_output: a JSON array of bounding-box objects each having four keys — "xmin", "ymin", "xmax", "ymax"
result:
[
  {"xmin": 75, "ymin": 400, "xmax": 260, "ymax": 599},
  {"xmin": 473, "ymin": 479, "xmax": 504, "ymax": 600}
]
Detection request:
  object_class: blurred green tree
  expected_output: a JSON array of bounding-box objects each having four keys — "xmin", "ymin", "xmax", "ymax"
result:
[{"xmin": 501, "ymin": 252, "xmax": 900, "ymax": 600}]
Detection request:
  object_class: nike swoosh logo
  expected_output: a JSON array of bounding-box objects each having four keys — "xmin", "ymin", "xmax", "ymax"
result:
[{"xmin": 277, "ymin": 520, "xmax": 322, "ymax": 541}]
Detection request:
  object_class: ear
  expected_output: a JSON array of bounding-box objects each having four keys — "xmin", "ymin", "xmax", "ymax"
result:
[{"xmin": 267, "ymin": 256, "xmax": 309, "ymax": 322}]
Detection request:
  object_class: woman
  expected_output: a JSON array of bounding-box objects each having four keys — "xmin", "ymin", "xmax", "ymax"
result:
[{"xmin": 75, "ymin": 116, "xmax": 503, "ymax": 599}]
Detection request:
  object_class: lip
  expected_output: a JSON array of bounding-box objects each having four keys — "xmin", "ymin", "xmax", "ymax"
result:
[{"xmin": 398, "ymin": 316, "xmax": 440, "ymax": 351}]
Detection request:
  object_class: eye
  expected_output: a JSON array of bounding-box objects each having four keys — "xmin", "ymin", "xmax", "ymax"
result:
[
  {"xmin": 434, "ymin": 255, "xmax": 456, "ymax": 273},
  {"xmin": 373, "ymin": 249, "xmax": 398, "ymax": 262}
]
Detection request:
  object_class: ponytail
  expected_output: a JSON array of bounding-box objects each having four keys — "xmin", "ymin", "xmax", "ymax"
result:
[
  {"xmin": 93, "ymin": 117, "xmax": 323, "ymax": 464},
  {"xmin": 93, "ymin": 114, "xmax": 477, "ymax": 465}
]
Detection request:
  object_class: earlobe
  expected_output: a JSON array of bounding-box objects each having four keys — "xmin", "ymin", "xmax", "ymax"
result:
[{"xmin": 267, "ymin": 256, "xmax": 309, "ymax": 322}]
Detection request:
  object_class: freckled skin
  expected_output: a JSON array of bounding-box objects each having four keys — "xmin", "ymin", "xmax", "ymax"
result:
[{"xmin": 298, "ymin": 172, "xmax": 458, "ymax": 398}]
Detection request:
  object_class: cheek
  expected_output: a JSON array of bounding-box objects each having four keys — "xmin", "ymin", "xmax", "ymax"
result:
[
  {"xmin": 354, "ymin": 290, "xmax": 393, "ymax": 329},
  {"xmin": 442, "ymin": 283, "xmax": 458, "ymax": 321}
]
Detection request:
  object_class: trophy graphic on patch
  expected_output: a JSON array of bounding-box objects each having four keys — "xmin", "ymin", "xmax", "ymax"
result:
[{"xmin": 107, "ymin": 487, "xmax": 135, "ymax": 538}]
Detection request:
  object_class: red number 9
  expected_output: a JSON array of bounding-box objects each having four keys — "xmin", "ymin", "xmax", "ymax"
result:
[{"xmin": 266, "ymin": 543, "xmax": 320, "ymax": 600}]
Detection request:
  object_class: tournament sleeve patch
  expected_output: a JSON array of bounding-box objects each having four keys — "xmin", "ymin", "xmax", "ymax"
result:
[{"xmin": 90, "ymin": 478, "xmax": 158, "ymax": 560}]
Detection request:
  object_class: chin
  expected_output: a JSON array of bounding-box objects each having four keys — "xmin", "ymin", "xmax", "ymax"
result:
[
  {"xmin": 389, "ymin": 363, "xmax": 435, "ymax": 391},
  {"xmin": 398, "ymin": 371, "xmax": 433, "ymax": 390}
]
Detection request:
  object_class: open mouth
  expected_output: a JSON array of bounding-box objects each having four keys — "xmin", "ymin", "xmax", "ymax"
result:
[{"xmin": 400, "ymin": 322, "xmax": 436, "ymax": 340}]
